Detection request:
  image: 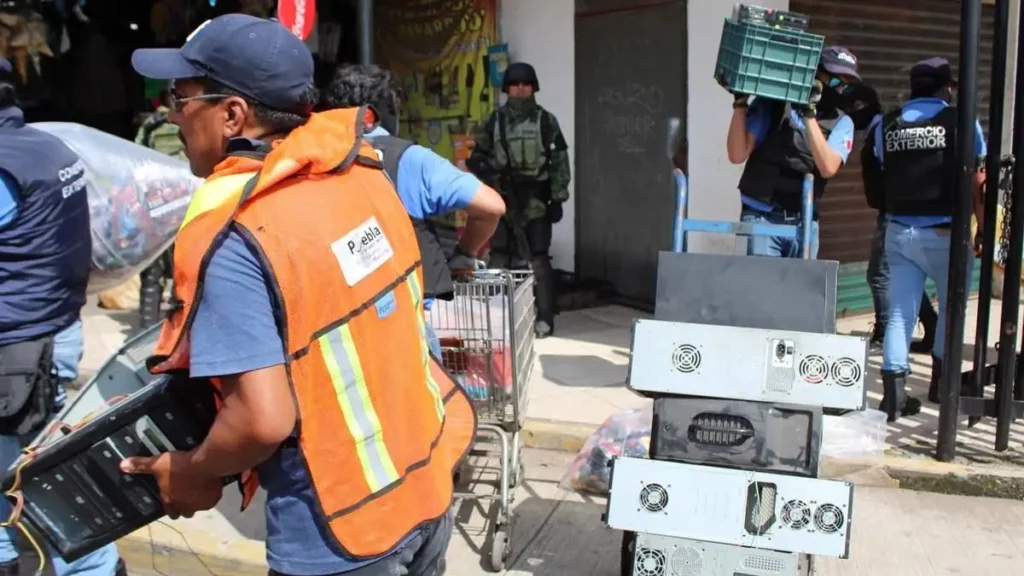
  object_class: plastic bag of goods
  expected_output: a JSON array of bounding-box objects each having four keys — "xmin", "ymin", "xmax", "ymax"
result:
[
  {"xmin": 29, "ymin": 122, "xmax": 202, "ymax": 295},
  {"xmin": 559, "ymin": 405, "xmax": 652, "ymax": 496},
  {"xmin": 821, "ymin": 408, "xmax": 888, "ymax": 461},
  {"xmin": 438, "ymin": 339, "xmax": 514, "ymax": 403}
]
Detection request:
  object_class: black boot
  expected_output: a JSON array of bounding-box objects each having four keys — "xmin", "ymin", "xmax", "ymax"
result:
[
  {"xmin": 531, "ymin": 255, "xmax": 556, "ymax": 339},
  {"xmin": 879, "ymin": 370, "xmax": 922, "ymax": 423},
  {"xmin": 0, "ymin": 559, "xmax": 16, "ymax": 576},
  {"xmin": 928, "ymin": 355, "xmax": 943, "ymax": 404},
  {"xmin": 910, "ymin": 293, "xmax": 938, "ymax": 354}
]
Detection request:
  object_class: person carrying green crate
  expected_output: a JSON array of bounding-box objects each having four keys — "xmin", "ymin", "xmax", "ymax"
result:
[{"xmin": 725, "ymin": 46, "xmax": 860, "ymax": 259}]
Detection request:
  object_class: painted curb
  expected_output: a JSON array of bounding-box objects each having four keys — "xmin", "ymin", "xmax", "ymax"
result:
[{"xmin": 117, "ymin": 524, "xmax": 266, "ymax": 576}]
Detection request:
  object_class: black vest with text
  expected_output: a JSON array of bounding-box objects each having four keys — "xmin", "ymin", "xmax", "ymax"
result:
[
  {"xmin": 881, "ymin": 106, "xmax": 957, "ymax": 216},
  {"xmin": 738, "ymin": 102, "xmax": 843, "ymax": 214},
  {"xmin": 0, "ymin": 108, "xmax": 91, "ymax": 346},
  {"xmin": 370, "ymin": 135, "xmax": 457, "ymax": 301}
]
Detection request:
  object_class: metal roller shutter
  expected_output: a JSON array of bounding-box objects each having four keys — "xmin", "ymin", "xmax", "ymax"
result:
[{"xmin": 790, "ymin": 0, "xmax": 995, "ymax": 265}]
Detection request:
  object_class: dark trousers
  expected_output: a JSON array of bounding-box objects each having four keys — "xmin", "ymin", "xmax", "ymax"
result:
[
  {"xmin": 268, "ymin": 510, "xmax": 453, "ymax": 576},
  {"xmin": 489, "ymin": 216, "xmax": 556, "ymax": 326},
  {"xmin": 867, "ymin": 213, "xmax": 938, "ymax": 333}
]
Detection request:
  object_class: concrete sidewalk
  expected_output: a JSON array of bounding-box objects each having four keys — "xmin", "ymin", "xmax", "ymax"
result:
[{"xmin": 117, "ymin": 449, "xmax": 1024, "ymax": 576}]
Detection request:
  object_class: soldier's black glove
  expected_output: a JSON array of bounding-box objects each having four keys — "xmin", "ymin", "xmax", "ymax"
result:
[
  {"xmin": 793, "ymin": 80, "xmax": 823, "ymax": 119},
  {"xmin": 549, "ymin": 202, "xmax": 564, "ymax": 224}
]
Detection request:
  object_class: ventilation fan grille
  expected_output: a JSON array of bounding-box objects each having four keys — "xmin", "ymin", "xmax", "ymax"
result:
[
  {"xmin": 687, "ymin": 414, "xmax": 753, "ymax": 447},
  {"xmin": 670, "ymin": 545, "xmax": 704, "ymax": 576},
  {"xmin": 671, "ymin": 344, "xmax": 701, "ymax": 373},
  {"xmin": 640, "ymin": 483, "xmax": 670, "ymax": 512},
  {"xmin": 798, "ymin": 355, "xmax": 828, "ymax": 384},
  {"xmin": 814, "ymin": 503, "xmax": 845, "ymax": 533},
  {"xmin": 831, "ymin": 357, "xmax": 862, "ymax": 387},
  {"xmin": 745, "ymin": 482, "xmax": 777, "ymax": 535},
  {"xmin": 780, "ymin": 500, "xmax": 811, "ymax": 530},
  {"xmin": 742, "ymin": 555, "xmax": 787, "ymax": 573},
  {"xmin": 634, "ymin": 548, "xmax": 667, "ymax": 576}
]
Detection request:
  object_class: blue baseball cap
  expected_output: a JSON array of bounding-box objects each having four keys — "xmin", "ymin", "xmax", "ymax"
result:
[
  {"xmin": 820, "ymin": 46, "xmax": 860, "ymax": 81},
  {"xmin": 131, "ymin": 14, "xmax": 313, "ymax": 111}
]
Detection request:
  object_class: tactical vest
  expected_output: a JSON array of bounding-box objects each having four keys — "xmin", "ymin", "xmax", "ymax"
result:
[
  {"xmin": 738, "ymin": 102, "xmax": 843, "ymax": 213},
  {"xmin": 861, "ymin": 123, "xmax": 885, "ymax": 211},
  {"xmin": 0, "ymin": 114, "xmax": 91, "ymax": 347},
  {"xmin": 148, "ymin": 108, "xmax": 475, "ymax": 559},
  {"xmin": 138, "ymin": 108, "xmax": 187, "ymax": 162},
  {"xmin": 881, "ymin": 106, "xmax": 958, "ymax": 216},
  {"xmin": 370, "ymin": 135, "xmax": 457, "ymax": 301}
]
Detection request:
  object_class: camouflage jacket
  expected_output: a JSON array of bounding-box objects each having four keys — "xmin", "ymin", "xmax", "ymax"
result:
[
  {"xmin": 134, "ymin": 107, "xmax": 187, "ymax": 162},
  {"xmin": 467, "ymin": 97, "xmax": 571, "ymax": 213}
]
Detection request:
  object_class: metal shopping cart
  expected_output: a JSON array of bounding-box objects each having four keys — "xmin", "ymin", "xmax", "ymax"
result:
[{"xmin": 426, "ymin": 269, "xmax": 536, "ymax": 572}]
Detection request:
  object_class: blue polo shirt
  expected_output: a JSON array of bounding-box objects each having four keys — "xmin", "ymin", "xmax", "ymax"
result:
[
  {"xmin": 0, "ymin": 173, "xmax": 16, "ymax": 227},
  {"xmin": 188, "ymin": 135, "xmax": 476, "ymax": 574},
  {"xmin": 741, "ymin": 98, "xmax": 856, "ymax": 212},
  {"xmin": 872, "ymin": 97, "xmax": 987, "ymax": 227}
]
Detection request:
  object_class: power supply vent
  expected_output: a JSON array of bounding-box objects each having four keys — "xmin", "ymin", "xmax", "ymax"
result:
[
  {"xmin": 671, "ymin": 344, "xmax": 701, "ymax": 373},
  {"xmin": 640, "ymin": 483, "xmax": 670, "ymax": 512},
  {"xmin": 687, "ymin": 414, "xmax": 754, "ymax": 447},
  {"xmin": 780, "ymin": 499, "xmax": 812, "ymax": 530},
  {"xmin": 670, "ymin": 545, "xmax": 704, "ymax": 576},
  {"xmin": 635, "ymin": 547, "xmax": 667, "ymax": 576},
  {"xmin": 814, "ymin": 503, "xmax": 845, "ymax": 533},
  {"xmin": 831, "ymin": 357, "xmax": 862, "ymax": 387},
  {"xmin": 741, "ymin": 554, "xmax": 787, "ymax": 573},
  {"xmin": 744, "ymin": 482, "xmax": 777, "ymax": 535},
  {"xmin": 798, "ymin": 354, "xmax": 828, "ymax": 384}
]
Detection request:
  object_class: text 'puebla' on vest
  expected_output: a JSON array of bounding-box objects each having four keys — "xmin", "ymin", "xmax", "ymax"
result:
[
  {"xmin": 330, "ymin": 216, "xmax": 396, "ymax": 287},
  {"xmin": 885, "ymin": 126, "xmax": 948, "ymax": 153}
]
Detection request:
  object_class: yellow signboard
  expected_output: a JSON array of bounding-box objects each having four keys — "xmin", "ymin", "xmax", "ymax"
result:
[{"xmin": 375, "ymin": 0, "xmax": 499, "ymax": 162}]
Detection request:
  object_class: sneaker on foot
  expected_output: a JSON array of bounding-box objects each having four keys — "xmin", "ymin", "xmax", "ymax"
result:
[{"xmin": 535, "ymin": 320, "xmax": 553, "ymax": 339}]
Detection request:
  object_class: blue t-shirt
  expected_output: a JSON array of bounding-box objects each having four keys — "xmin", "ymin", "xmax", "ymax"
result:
[
  {"xmin": 190, "ymin": 229, "xmax": 415, "ymax": 575},
  {"xmin": 741, "ymin": 99, "xmax": 856, "ymax": 212},
  {"xmin": 366, "ymin": 127, "xmax": 481, "ymax": 309},
  {"xmin": 0, "ymin": 172, "xmax": 18, "ymax": 228},
  {"xmin": 872, "ymin": 97, "xmax": 987, "ymax": 227}
]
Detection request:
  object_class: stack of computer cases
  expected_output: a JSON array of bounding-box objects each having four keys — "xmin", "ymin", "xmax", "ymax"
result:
[{"xmin": 604, "ymin": 252, "xmax": 865, "ymax": 576}]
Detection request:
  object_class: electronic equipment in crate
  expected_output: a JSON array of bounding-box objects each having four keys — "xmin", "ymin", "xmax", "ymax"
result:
[
  {"xmin": 732, "ymin": 4, "xmax": 811, "ymax": 31},
  {"xmin": 650, "ymin": 398, "xmax": 822, "ymax": 477},
  {"xmin": 606, "ymin": 457, "xmax": 854, "ymax": 558},
  {"xmin": 632, "ymin": 532, "xmax": 811, "ymax": 576},
  {"xmin": 627, "ymin": 319, "xmax": 868, "ymax": 411},
  {"xmin": 2, "ymin": 375, "xmax": 224, "ymax": 562}
]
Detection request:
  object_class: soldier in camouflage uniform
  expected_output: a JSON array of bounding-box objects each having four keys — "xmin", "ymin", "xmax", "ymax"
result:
[
  {"xmin": 133, "ymin": 90, "xmax": 184, "ymax": 332},
  {"xmin": 467, "ymin": 62, "xmax": 571, "ymax": 338}
]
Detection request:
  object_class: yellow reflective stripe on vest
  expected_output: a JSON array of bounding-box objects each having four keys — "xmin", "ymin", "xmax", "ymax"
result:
[
  {"xmin": 407, "ymin": 273, "xmax": 445, "ymax": 421},
  {"xmin": 318, "ymin": 324, "xmax": 400, "ymax": 493},
  {"xmin": 179, "ymin": 172, "xmax": 258, "ymax": 231}
]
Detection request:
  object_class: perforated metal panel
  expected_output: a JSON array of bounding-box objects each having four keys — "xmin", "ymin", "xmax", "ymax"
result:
[
  {"xmin": 634, "ymin": 533, "xmax": 811, "ymax": 576},
  {"xmin": 628, "ymin": 319, "xmax": 868, "ymax": 410},
  {"xmin": 606, "ymin": 457, "xmax": 854, "ymax": 558}
]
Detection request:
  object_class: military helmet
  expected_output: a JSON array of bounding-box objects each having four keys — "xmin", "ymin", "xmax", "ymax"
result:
[{"xmin": 501, "ymin": 62, "xmax": 539, "ymax": 93}]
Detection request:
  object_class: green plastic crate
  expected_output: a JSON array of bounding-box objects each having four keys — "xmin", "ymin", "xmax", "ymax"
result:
[{"xmin": 714, "ymin": 18, "xmax": 825, "ymax": 104}]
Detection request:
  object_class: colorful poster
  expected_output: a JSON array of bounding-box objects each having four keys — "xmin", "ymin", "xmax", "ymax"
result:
[
  {"xmin": 278, "ymin": 0, "xmax": 317, "ymax": 40},
  {"xmin": 375, "ymin": 0, "xmax": 499, "ymax": 162}
]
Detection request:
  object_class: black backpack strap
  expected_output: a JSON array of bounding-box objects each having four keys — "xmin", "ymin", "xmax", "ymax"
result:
[
  {"xmin": 497, "ymin": 109, "xmax": 515, "ymax": 170},
  {"xmin": 369, "ymin": 134, "xmax": 415, "ymax": 185}
]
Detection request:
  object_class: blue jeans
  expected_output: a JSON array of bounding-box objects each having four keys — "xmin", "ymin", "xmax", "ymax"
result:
[
  {"xmin": 881, "ymin": 222, "xmax": 973, "ymax": 372},
  {"xmin": 740, "ymin": 208, "xmax": 819, "ymax": 259},
  {"xmin": 0, "ymin": 320, "xmax": 121, "ymax": 574}
]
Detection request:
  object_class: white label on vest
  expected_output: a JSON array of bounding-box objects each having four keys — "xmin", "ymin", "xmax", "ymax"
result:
[
  {"xmin": 885, "ymin": 125, "xmax": 947, "ymax": 152},
  {"xmin": 331, "ymin": 217, "xmax": 395, "ymax": 286}
]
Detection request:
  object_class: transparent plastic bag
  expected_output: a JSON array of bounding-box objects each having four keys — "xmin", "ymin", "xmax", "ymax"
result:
[
  {"xmin": 821, "ymin": 408, "xmax": 888, "ymax": 461},
  {"xmin": 559, "ymin": 405, "xmax": 652, "ymax": 496},
  {"xmin": 30, "ymin": 122, "xmax": 202, "ymax": 295}
]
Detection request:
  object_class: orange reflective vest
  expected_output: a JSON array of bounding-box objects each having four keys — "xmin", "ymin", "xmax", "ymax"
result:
[{"xmin": 147, "ymin": 107, "xmax": 477, "ymax": 559}]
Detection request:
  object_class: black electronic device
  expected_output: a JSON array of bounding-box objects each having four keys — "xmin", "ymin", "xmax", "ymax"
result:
[
  {"xmin": 733, "ymin": 3, "xmax": 810, "ymax": 31},
  {"xmin": 650, "ymin": 397, "xmax": 823, "ymax": 477},
  {"xmin": 1, "ymin": 375, "xmax": 224, "ymax": 562}
]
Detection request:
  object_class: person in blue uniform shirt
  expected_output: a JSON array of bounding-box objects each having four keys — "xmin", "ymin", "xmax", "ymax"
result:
[
  {"xmin": 319, "ymin": 64, "xmax": 506, "ymax": 357},
  {"xmin": 0, "ymin": 57, "xmax": 125, "ymax": 576},
  {"xmin": 725, "ymin": 46, "xmax": 860, "ymax": 258},
  {"xmin": 845, "ymin": 82, "xmax": 940, "ymax": 355},
  {"xmin": 874, "ymin": 57, "xmax": 986, "ymax": 423}
]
